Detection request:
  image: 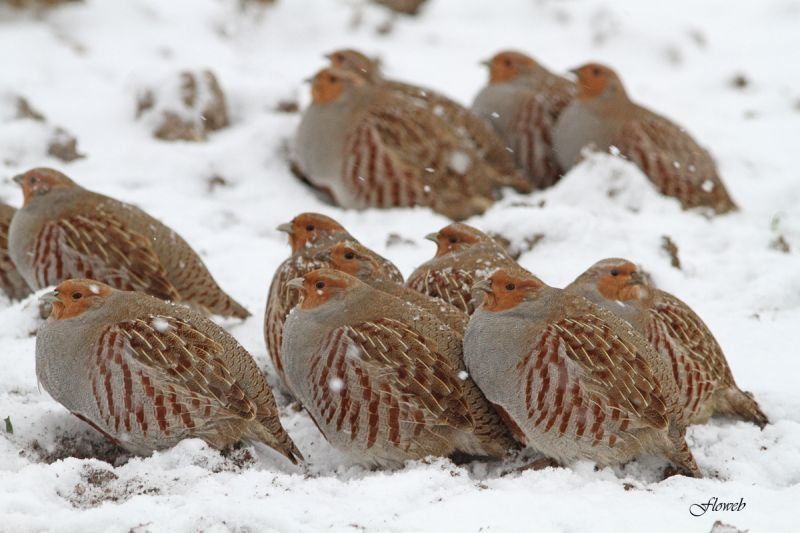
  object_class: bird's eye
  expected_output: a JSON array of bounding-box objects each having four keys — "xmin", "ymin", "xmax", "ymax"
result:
[
  {"xmin": 71, "ymin": 292, "xmax": 83, "ymax": 300},
  {"xmin": 315, "ymin": 281, "xmax": 326, "ymax": 290},
  {"xmin": 29, "ymin": 176, "xmax": 39, "ymax": 184},
  {"xmin": 448, "ymin": 237, "xmax": 458, "ymax": 244},
  {"xmin": 329, "ymin": 75, "xmax": 338, "ymax": 83},
  {"xmin": 343, "ymin": 252, "xmax": 355, "ymax": 260},
  {"xmin": 305, "ymin": 224, "xmax": 315, "ymax": 231},
  {"xmin": 504, "ymin": 59, "xmax": 512, "ymax": 67},
  {"xmin": 505, "ymin": 283, "xmax": 516, "ymax": 291},
  {"xmin": 610, "ymin": 269, "xmax": 620, "ymax": 277},
  {"xmin": 592, "ymin": 67, "xmax": 601, "ymax": 76}
]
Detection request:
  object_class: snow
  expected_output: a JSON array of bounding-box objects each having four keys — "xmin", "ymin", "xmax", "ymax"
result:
[{"xmin": 1, "ymin": 0, "xmax": 799, "ymax": 531}]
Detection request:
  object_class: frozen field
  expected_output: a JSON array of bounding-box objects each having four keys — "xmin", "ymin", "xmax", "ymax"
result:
[{"xmin": 1, "ymin": 0, "xmax": 799, "ymax": 531}]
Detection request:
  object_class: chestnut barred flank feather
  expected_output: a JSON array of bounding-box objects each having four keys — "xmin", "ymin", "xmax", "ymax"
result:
[
  {"xmin": 648, "ymin": 291, "xmax": 767, "ymax": 427},
  {"xmin": 616, "ymin": 115, "xmax": 737, "ymax": 213},
  {"xmin": 33, "ymin": 213, "xmax": 179, "ymax": 301},
  {"xmin": 0, "ymin": 204, "xmax": 31, "ymax": 301}
]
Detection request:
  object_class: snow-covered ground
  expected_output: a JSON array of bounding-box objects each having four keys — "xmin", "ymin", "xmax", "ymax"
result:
[{"xmin": 1, "ymin": 0, "xmax": 799, "ymax": 531}]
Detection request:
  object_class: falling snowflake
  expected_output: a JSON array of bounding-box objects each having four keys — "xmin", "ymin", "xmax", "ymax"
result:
[
  {"xmin": 151, "ymin": 317, "xmax": 170, "ymax": 332},
  {"xmin": 702, "ymin": 179, "xmax": 715, "ymax": 192},
  {"xmin": 457, "ymin": 371, "xmax": 469, "ymax": 380},
  {"xmin": 448, "ymin": 150, "xmax": 471, "ymax": 174},
  {"xmin": 329, "ymin": 377, "xmax": 344, "ymax": 392},
  {"xmin": 88, "ymin": 284, "xmax": 101, "ymax": 294}
]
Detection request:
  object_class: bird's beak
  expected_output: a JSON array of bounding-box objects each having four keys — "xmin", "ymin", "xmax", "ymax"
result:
[
  {"xmin": 479, "ymin": 59, "xmax": 491, "ymax": 67},
  {"xmin": 12, "ymin": 174, "xmax": 24, "ymax": 186},
  {"xmin": 567, "ymin": 67, "xmax": 581, "ymax": 78},
  {"xmin": 286, "ymin": 278, "xmax": 305, "ymax": 291},
  {"xmin": 629, "ymin": 271, "xmax": 645, "ymax": 285},
  {"xmin": 424, "ymin": 232, "xmax": 438, "ymax": 243},
  {"xmin": 303, "ymin": 76, "xmax": 314, "ymax": 84},
  {"xmin": 315, "ymin": 249, "xmax": 331, "ymax": 262},
  {"xmin": 39, "ymin": 291, "xmax": 59, "ymax": 304},
  {"xmin": 471, "ymin": 279, "xmax": 492, "ymax": 294},
  {"xmin": 277, "ymin": 222, "xmax": 293, "ymax": 234},
  {"xmin": 323, "ymin": 52, "xmax": 333, "ymax": 61}
]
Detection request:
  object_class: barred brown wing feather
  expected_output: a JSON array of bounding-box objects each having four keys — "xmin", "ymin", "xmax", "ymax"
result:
[
  {"xmin": 550, "ymin": 315, "xmax": 669, "ymax": 431},
  {"xmin": 651, "ymin": 291, "xmax": 734, "ymax": 385},
  {"xmin": 307, "ymin": 318, "xmax": 473, "ymax": 451},
  {"xmin": 515, "ymin": 93, "xmax": 561, "ymax": 188},
  {"xmin": 646, "ymin": 314, "xmax": 715, "ymax": 421},
  {"xmin": 33, "ymin": 213, "xmax": 178, "ymax": 300},
  {"xmin": 615, "ymin": 115, "xmax": 734, "ymax": 211},
  {"xmin": 406, "ymin": 268, "xmax": 475, "ymax": 314},
  {"xmin": 90, "ymin": 316, "xmax": 258, "ymax": 439}
]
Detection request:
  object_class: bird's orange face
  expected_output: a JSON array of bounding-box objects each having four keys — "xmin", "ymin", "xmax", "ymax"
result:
[
  {"xmin": 476, "ymin": 269, "xmax": 544, "ymax": 312},
  {"xmin": 326, "ymin": 49, "xmax": 375, "ymax": 78},
  {"xmin": 572, "ymin": 63, "xmax": 618, "ymax": 100},
  {"xmin": 310, "ymin": 68, "xmax": 363, "ymax": 104},
  {"xmin": 279, "ymin": 213, "xmax": 347, "ymax": 253},
  {"xmin": 594, "ymin": 260, "xmax": 646, "ymax": 302},
  {"xmin": 290, "ymin": 269, "xmax": 356, "ymax": 310},
  {"xmin": 431, "ymin": 224, "xmax": 485, "ymax": 257},
  {"xmin": 44, "ymin": 279, "xmax": 113, "ymax": 320},
  {"xmin": 486, "ymin": 51, "xmax": 536, "ymax": 84},
  {"xmin": 322, "ymin": 242, "xmax": 375, "ymax": 277},
  {"xmin": 14, "ymin": 167, "xmax": 75, "ymax": 206}
]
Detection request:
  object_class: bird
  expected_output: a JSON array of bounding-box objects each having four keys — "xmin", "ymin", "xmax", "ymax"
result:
[
  {"xmin": 472, "ymin": 51, "xmax": 576, "ymax": 190},
  {"xmin": 464, "ymin": 269, "xmax": 702, "ymax": 477},
  {"xmin": 406, "ymin": 223, "xmax": 529, "ymax": 315},
  {"xmin": 264, "ymin": 212, "xmax": 402, "ymax": 394},
  {"xmin": 566, "ymin": 258, "xmax": 768, "ymax": 428},
  {"xmin": 294, "ymin": 67, "xmax": 520, "ymax": 220},
  {"xmin": 281, "ymin": 268, "xmax": 515, "ymax": 467},
  {"xmin": 552, "ymin": 63, "xmax": 737, "ymax": 214},
  {"xmin": 326, "ymin": 48, "xmax": 531, "ymax": 193},
  {"xmin": 36, "ymin": 279, "xmax": 301, "ymax": 463},
  {"xmin": 315, "ymin": 240, "xmax": 468, "ymax": 334},
  {"xmin": 0, "ymin": 203, "xmax": 32, "ymax": 301},
  {"xmin": 9, "ymin": 168, "xmax": 249, "ymax": 318}
]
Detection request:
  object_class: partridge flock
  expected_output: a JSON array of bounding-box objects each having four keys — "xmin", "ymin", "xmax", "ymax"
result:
[
  {"xmin": 294, "ymin": 48, "xmax": 738, "ymax": 216},
  {"xmin": 1, "ymin": 46, "xmax": 760, "ymax": 480}
]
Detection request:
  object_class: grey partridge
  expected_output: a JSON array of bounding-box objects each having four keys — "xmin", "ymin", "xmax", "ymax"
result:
[
  {"xmin": 264, "ymin": 213, "xmax": 402, "ymax": 394},
  {"xmin": 316, "ymin": 240, "xmax": 468, "ymax": 334},
  {"xmin": 553, "ymin": 63, "xmax": 737, "ymax": 213},
  {"xmin": 327, "ymin": 48, "xmax": 530, "ymax": 194},
  {"xmin": 0, "ymin": 202, "xmax": 32, "ymax": 300},
  {"xmin": 294, "ymin": 68, "xmax": 518, "ymax": 220},
  {"xmin": 567, "ymin": 258, "xmax": 768, "ymax": 427},
  {"xmin": 472, "ymin": 51, "xmax": 576, "ymax": 190},
  {"xmin": 281, "ymin": 269, "xmax": 515, "ymax": 467},
  {"xmin": 9, "ymin": 168, "xmax": 249, "ymax": 318},
  {"xmin": 36, "ymin": 279, "xmax": 301, "ymax": 463},
  {"xmin": 464, "ymin": 269, "xmax": 701, "ymax": 476},
  {"xmin": 406, "ymin": 223, "xmax": 529, "ymax": 315}
]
